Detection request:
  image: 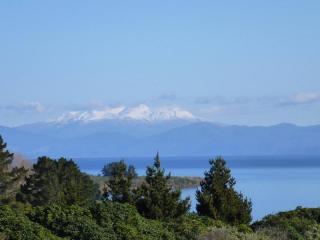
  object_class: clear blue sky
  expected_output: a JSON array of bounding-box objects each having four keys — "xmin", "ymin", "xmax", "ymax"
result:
[{"xmin": 1, "ymin": 1, "xmax": 320, "ymax": 126}]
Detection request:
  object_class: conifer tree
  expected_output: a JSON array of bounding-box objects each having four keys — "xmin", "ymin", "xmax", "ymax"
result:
[
  {"xmin": 0, "ymin": 135, "xmax": 27, "ymax": 202},
  {"xmin": 102, "ymin": 160, "xmax": 136, "ymax": 203},
  {"xmin": 196, "ymin": 156, "xmax": 252, "ymax": 225},
  {"xmin": 17, "ymin": 156, "xmax": 98, "ymax": 206},
  {"xmin": 102, "ymin": 160, "xmax": 137, "ymax": 178},
  {"xmin": 135, "ymin": 152, "xmax": 190, "ymax": 219}
]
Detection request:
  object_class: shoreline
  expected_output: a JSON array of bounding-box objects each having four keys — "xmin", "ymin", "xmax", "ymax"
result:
[{"xmin": 91, "ymin": 175, "xmax": 202, "ymax": 190}]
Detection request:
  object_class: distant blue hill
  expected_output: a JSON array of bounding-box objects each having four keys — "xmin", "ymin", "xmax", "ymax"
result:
[{"xmin": 1, "ymin": 120, "xmax": 320, "ymax": 158}]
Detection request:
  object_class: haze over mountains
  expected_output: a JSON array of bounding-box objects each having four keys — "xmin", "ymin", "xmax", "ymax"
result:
[{"xmin": 0, "ymin": 104, "xmax": 320, "ymax": 158}]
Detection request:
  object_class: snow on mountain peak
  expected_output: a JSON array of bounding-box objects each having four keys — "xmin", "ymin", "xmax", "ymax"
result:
[
  {"xmin": 54, "ymin": 105, "xmax": 197, "ymax": 123},
  {"xmin": 125, "ymin": 104, "xmax": 152, "ymax": 120}
]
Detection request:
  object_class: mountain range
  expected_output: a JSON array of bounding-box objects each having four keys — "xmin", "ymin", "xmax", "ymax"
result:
[{"xmin": 0, "ymin": 105, "xmax": 320, "ymax": 158}]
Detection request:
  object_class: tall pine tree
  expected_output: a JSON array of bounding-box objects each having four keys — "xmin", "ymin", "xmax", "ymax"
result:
[
  {"xmin": 135, "ymin": 152, "xmax": 190, "ymax": 219},
  {"xmin": 102, "ymin": 160, "xmax": 136, "ymax": 203},
  {"xmin": 0, "ymin": 135, "xmax": 27, "ymax": 203},
  {"xmin": 196, "ymin": 156, "xmax": 252, "ymax": 225}
]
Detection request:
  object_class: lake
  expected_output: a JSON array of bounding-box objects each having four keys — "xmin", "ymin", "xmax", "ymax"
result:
[
  {"xmin": 179, "ymin": 167, "xmax": 320, "ymax": 221},
  {"xmin": 77, "ymin": 155, "xmax": 320, "ymax": 221}
]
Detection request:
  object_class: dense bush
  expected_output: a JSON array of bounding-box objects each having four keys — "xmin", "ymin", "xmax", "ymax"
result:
[
  {"xmin": 198, "ymin": 226, "xmax": 289, "ymax": 240},
  {"xmin": 0, "ymin": 205, "xmax": 60, "ymax": 240},
  {"xmin": 165, "ymin": 214, "xmax": 214, "ymax": 240},
  {"xmin": 0, "ymin": 202, "xmax": 294, "ymax": 240},
  {"xmin": 304, "ymin": 224, "xmax": 320, "ymax": 240},
  {"xmin": 25, "ymin": 201, "xmax": 214, "ymax": 240},
  {"xmin": 29, "ymin": 204, "xmax": 114, "ymax": 240},
  {"xmin": 91, "ymin": 201, "xmax": 175, "ymax": 240},
  {"xmin": 28, "ymin": 202, "xmax": 177, "ymax": 240},
  {"xmin": 252, "ymin": 207, "xmax": 320, "ymax": 240}
]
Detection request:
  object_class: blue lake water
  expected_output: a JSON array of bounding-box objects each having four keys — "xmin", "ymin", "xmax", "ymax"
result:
[
  {"xmin": 77, "ymin": 156, "xmax": 320, "ymax": 221},
  {"xmin": 178, "ymin": 168, "xmax": 320, "ymax": 221}
]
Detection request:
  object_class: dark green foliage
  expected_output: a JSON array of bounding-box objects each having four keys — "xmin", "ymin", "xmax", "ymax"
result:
[
  {"xmin": 103, "ymin": 160, "xmax": 136, "ymax": 203},
  {"xmin": 0, "ymin": 202, "xmax": 187, "ymax": 240},
  {"xmin": 17, "ymin": 156, "xmax": 98, "ymax": 206},
  {"xmin": 91, "ymin": 201, "xmax": 176, "ymax": 240},
  {"xmin": 128, "ymin": 165, "xmax": 137, "ymax": 178},
  {"xmin": 135, "ymin": 152, "xmax": 190, "ymax": 220},
  {"xmin": 252, "ymin": 207, "xmax": 320, "ymax": 240},
  {"xmin": 0, "ymin": 135, "xmax": 27, "ymax": 202},
  {"xmin": 196, "ymin": 157, "xmax": 252, "ymax": 225},
  {"xmin": 102, "ymin": 160, "xmax": 137, "ymax": 178},
  {"xmin": 0, "ymin": 205, "xmax": 61, "ymax": 240},
  {"xmin": 165, "ymin": 214, "xmax": 214, "ymax": 240},
  {"xmin": 30, "ymin": 204, "xmax": 114, "ymax": 240}
]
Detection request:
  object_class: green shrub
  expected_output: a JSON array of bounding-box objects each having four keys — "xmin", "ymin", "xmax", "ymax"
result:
[
  {"xmin": 305, "ymin": 224, "xmax": 320, "ymax": 240},
  {"xmin": 165, "ymin": 214, "xmax": 214, "ymax": 240},
  {"xmin": 29, "ymin": 204, "xmax": 114, "ymax": 240},
  {"xmin": 252, "ymin": 207, "xmax": 320, "ymax": 240},
  {"xmin": 237, "ymin": 224, "xmax": 253, "ymax": 234},
  {"xmin": 198, "ymin": 226, "xmax": 278, "ymax": 240},
  {"xmin": 254, "ymin": 228, "xmax": 289, "ymax": 240},
  {"xmin": 91, "ymin": 201, "xmax": 175, "ymax": 240},
  {"xmin": 0, "ymin": 206, "xmax": 60, "ymax": 240}
]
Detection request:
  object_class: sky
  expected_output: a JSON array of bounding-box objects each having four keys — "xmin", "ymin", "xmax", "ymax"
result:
[{"xmin": 0, "ymin": 1, "xmax": 320, "ymax": 126}]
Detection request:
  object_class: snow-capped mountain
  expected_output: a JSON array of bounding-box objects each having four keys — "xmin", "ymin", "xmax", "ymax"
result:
[
  {"xmin": 1, "ymin": 105, "xmax": 320, "ymax": 158},
  {"xmin": 54, "ymin": 104, "xmax": 197, "ymax": 124}
]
